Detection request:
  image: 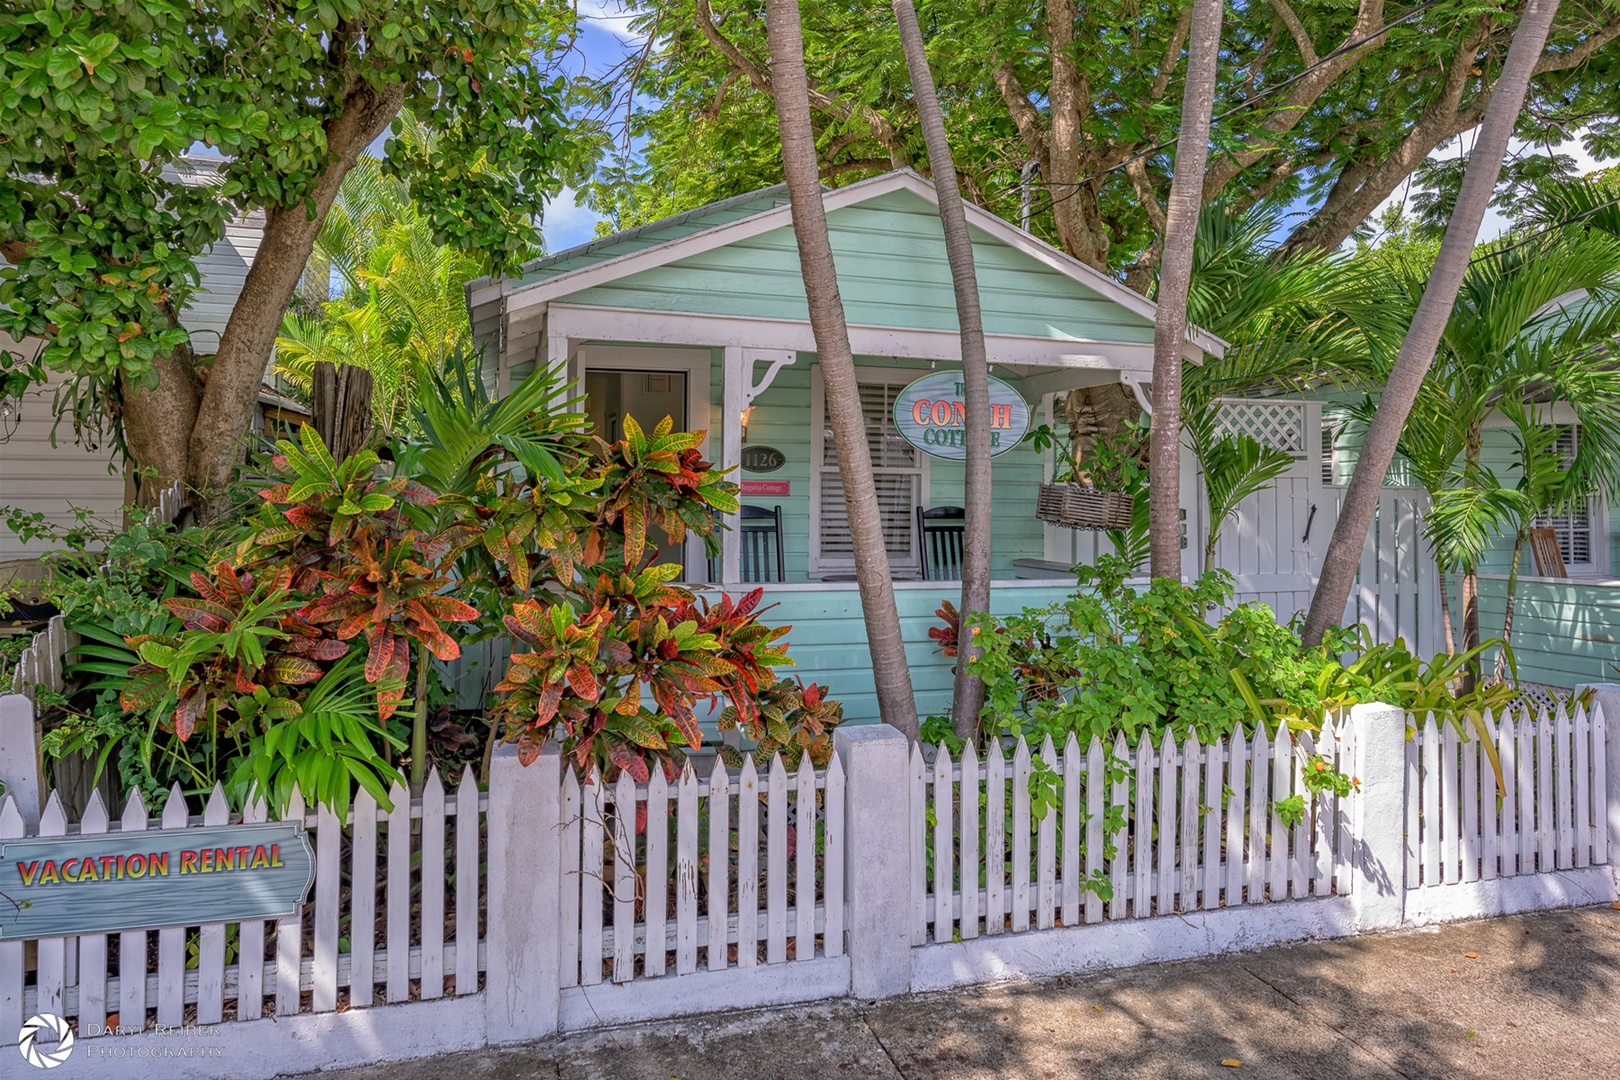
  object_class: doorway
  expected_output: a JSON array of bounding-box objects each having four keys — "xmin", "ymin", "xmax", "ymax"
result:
[{"xmin": 584, "ymin": 368, "xmax": 690, "ymax": 572}]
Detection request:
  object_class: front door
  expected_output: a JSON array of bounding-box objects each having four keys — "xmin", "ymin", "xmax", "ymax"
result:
[{"xmin": 585, "ymin": 368, "xmax": 690, "ymax": 573}]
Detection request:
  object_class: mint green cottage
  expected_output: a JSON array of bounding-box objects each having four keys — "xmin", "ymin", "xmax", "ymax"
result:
[{"xmin": 464, "ymin": 170, "xmax": 1239, "ymax": 721}]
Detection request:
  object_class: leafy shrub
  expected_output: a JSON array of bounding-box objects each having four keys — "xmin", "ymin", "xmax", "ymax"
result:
[{"xmin": 960, "ymin": 554, "xmax": 1511, "ymax": 751}]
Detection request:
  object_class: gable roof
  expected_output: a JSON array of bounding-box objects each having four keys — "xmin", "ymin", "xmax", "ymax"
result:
[{"xmin": 470, "ymin": 169, "xmax": 1225, "ymax": 357}]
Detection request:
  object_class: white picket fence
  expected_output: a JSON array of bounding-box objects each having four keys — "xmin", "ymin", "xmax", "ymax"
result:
[
  {"xmin": 2, "ymin": 702, "xmax": 1616, "ymax": 1080},
  {"xmin": 912, "ymin": 721, "xmax": 1358, "ymax": 945},
  {"xmin": 564, "ymin": 754, "xmax": 844, "ymax": 990},
  {"xmin": 1407, "ymin": 705, "xmax": 1608, "ymax": 887},
  {"xmin": 0, "ymin": 767, "xmax": 485, "ymax": 1044},
  {"xmin": 7, "ymin": 612, "xmax": 73, "ymax": 700}
]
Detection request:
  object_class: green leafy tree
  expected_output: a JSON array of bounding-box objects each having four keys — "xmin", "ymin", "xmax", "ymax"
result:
[
  {"xmin": 579, "ymin": 1, "xmax": 1620, "ymax": 276},
  {"xmin": 0, "ymin": 1, "xmax": 574, "ymax": 520}
]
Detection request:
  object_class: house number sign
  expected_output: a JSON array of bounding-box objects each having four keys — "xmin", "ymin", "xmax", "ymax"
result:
[
  {"xmin": 0, "ymin": 821, "xmax": 314, "ymax": 939},
  {"xmin": 740, "ymin": 445, "xmax": 786, "ymax": 473},
  {"xmin": 892, "ymin": 371, "xmax": 1030, "ymax": 460}
]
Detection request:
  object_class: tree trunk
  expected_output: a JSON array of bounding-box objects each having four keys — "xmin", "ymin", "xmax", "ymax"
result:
[
  {"xmin": 1438, "ymin": 566, "xmax": 1457, "ymax": 657},
  {"xmin": 1494, "ymin": 527, "xmax": 1525, "ymax": 682},
  {"xmin": 1148, "ymin": 0, "xmax": 1223, "ymax": 581},
  {"xmin": 1300, "ymin": 0, "xmax": 1563, "ymax": 647},
  {"xmin": 1459, "ymin": 424, "xmax": 1483, "ymax": 692},
  {"xmin": 766, "ymin": 0, "xmax": 920, "ymax": 740},
  {"xmin": 120, "ymin": 346, "xmax": 201, "ymax": 508},
  {"xmin": 1045, "ymin": 0, "xmax": 1109, "ymax": 269},
  {"xmin": 312, "ymin": 361, "xmax": 375, "ymax": 461},
  {"xmin": 892, "ymin": 0, "xmax": 990, "ymax": 741},
  {"xmin": 127, "ymin": 81, "xmax": 406, "ymax": 522}
]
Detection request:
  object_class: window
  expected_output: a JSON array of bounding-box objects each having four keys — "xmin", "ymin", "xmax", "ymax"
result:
[
  {"xmin": 811, "ymin": 372, "xmax": 924, "ymax": 577},
  {"xmin": 1532, "ymin": 424, "xmax": 1597, "ymax": 569},
  {"xmin": 1321, "ymin": 422, "xmax": 1341, "ymax": 486}
]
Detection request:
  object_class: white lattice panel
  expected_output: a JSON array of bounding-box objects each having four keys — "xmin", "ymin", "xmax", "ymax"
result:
[{"xmin": 1212, "ymin": 401, "xmax": 1307, "ymax": 457}]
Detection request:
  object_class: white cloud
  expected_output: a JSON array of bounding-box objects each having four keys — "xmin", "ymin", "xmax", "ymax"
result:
[
  {"xmin": 575, "ymin": 0, "xmax": 649, "ymax": 46},
  {"xmin": 542, "ymin": 187, "xmax": 606, "ymax": 253}
]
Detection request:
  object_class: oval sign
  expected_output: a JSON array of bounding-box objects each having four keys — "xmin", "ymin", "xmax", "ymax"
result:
[
  {"xmin": 741, "ymin": 445, "xmax": 786, "ymax": 473},
  {"xmin": 892, "ymin": 371, "xmax": 1030, "ymax": 460}
]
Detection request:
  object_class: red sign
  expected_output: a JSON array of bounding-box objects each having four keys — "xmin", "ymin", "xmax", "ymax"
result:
[{"xmin": 740, "ymin": 480, "xmax": 790, "ymax": 496}]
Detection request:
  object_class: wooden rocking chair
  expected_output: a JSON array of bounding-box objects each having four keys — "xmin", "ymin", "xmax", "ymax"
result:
[{"xmin": 1529, "ymin": 527, "xmax": 1567, "ymax": 578}]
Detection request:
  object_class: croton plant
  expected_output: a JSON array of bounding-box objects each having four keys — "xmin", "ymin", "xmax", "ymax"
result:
[{"xmin": 125, "ymin": 378, "xmax": 841, "ymax": 799}]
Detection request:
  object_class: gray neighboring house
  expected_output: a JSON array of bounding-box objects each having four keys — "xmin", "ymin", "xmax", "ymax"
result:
[{"xmin": 0, "ymin": 157, "xmax": 293, "ymax": 560}]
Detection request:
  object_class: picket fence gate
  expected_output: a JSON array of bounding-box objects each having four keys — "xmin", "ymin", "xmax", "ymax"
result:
[{"xmin": 1, "ymin": 766, "xmax": 485, "ymax": 1047}]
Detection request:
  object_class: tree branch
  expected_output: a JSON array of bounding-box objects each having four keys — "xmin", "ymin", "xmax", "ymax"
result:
[
  {"xmin": 1125, "ymin": 156, "xmax": 1168, "ymax": 233},
  {"xmin": 693, "ymin": 0, "xmax": 908, "ymax": 165},
  {"xmin": 1278, "ymin": 17, "xmax": 1494, "ymax": 254},
  {"xmin": 1267, "ymin": 0, "xmax": 1318, "ymax": 67},
  {"xmin": 992, "ymin": 61, "xmax": 1048, "ymax": 171},
  {"xmin": 1202, "ymin": 0, "xmax": 1386, "ymax": 201},
  {"xmin": 1150, "ymin": 6, "xmax": 1194, "ymax": 99}
]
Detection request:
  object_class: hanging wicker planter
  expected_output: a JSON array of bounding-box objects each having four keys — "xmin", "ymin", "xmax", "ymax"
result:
[{"xmin": 1036, "ymin": 482, "xmax": 1135, "ymax": 531}]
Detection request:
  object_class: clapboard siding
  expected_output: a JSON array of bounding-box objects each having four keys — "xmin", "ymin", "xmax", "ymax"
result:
[
  {"xmin": 560, "ymin": 190, "xmax": 1154, "ymax": 343},
  {"xmin": 0, "ymin": 365, "xmax": 125, "ymax": 559},
  {"xmin": 759, "ymin": 582, "xmax": 1072, "ymax": 723},
  {"xmin": 180, "ymin": 214, "xmax": 264, "ymax": 354},
  {"xmin": 1474, "ymin": 576, "xmax": 1620, "ymax": 688}
]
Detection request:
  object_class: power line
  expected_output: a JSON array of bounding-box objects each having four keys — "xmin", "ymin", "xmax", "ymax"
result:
[{"xmin": 1469, "ymin": 194, "xmax": 1620, "ymax": 263}]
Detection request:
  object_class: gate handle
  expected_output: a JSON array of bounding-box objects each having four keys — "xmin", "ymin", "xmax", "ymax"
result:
[{"xmin": 1302, "ymin": 504, "xmax": 1317, "ymax": 543}]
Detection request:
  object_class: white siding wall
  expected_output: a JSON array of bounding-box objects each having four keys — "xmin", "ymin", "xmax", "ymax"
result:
[
  {"xmin": 181, "ymin": 212, "xmax": 264, "ymax": 356},
  {"xmin": 1, "ymin": 204, "xmax": 263, "ymax": 557},
  {"xmin": 0, "ymin": 339, "xmax": 125, "ymax": 559}
]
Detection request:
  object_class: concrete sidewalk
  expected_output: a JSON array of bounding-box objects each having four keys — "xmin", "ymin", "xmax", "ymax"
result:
[{"xmin": 285, "ymin": 906, "xmax": 1620, "ymax": 1080}]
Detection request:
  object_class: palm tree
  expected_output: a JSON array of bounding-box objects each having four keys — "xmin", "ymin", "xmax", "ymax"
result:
[
  {"xmin": 1344, "ymin": 230, "xmax": 1620, "ymax": 684},
  {"xmin": 765, "ymin": 0, "xmax": 920, "ymax": 740},
  {"xmin": 891, "ymin": 0, "xmax": 990, "ymax": 740},
  {"xmin": 1148, "ymin": 0, "xmax": 1223, "ymax": 580},
  {"xmin": 1302, "ymin": 0, "xmax": 1565, "ymax": 648},
  {"xmin": 275, "ymin": 124, "xmax": 482, "ymax": 434}
]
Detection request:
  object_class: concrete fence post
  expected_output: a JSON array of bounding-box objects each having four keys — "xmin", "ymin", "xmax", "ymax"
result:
[
  {"xmin": 1349, "ymin": 702, "xmax": 1408, "ymax": 930},
  {"xmin": 483, "ymin": 741, "xmax": 562, "ymax": 1043},
  {"xmin": 1576, "ymin": 684, "xmax": 1620, "ymax": 891},
  {"xmin": 834, "ymin": 722, "xmax": 913, "ymax": 999},
  {"xmin": 0, "ymin": 694, "xmax": 42, "ymax": 829}
]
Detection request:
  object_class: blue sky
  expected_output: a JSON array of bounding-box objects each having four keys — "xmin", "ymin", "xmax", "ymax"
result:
[{"xmin": 539, "ymin": 2, "xmax": 641, "ymax": 251}]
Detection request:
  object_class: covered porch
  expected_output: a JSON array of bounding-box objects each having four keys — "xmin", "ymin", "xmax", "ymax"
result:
[{"xmin": 462, "ymin": 169, "xmax": 1228, "ymax": 720}]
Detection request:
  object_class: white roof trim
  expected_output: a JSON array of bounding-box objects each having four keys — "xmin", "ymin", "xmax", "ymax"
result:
[{"xmin": 489, "ymin": 169, "xmax": 1227, "ymax": 359}]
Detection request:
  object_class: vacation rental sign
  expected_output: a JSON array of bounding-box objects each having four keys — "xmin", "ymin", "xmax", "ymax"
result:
[
  {"xmin": 0, "ymin": 822, "xmax": 314, "ymax": 939},
  {"xmin": 892, "ymin": 371, "xmax": 1030, "ymax": 460}
]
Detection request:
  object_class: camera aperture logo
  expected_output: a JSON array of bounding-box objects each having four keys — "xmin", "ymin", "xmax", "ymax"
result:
[{"xmin": 19, "ymin": 1013, "xmax": 74, "ymax": 1069}]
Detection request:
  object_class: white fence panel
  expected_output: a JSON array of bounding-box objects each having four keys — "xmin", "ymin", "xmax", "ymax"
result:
[
  {"xmin": 5, "ymin": 771, "xmax": 488, "ymax": 1031},
  {"xmin": 1407, "ymin": 704, "xmax": 1608, "ymax": 885},
  {"xmin": 914, "ymin": 720, "xmax": 1359, "ymax": 941},
  {"xmin": 564, "ymin": 751, "xmax": 845, "ymax": 987}
]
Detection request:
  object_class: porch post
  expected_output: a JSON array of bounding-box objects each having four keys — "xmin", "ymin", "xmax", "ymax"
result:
[
  {"xmin": 720, "ymin": 345, "xmax": 743, "ymax": 585},
  {"xmin": 547, "ymin": 330, "xmax": 572, "ymax": 404}
]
